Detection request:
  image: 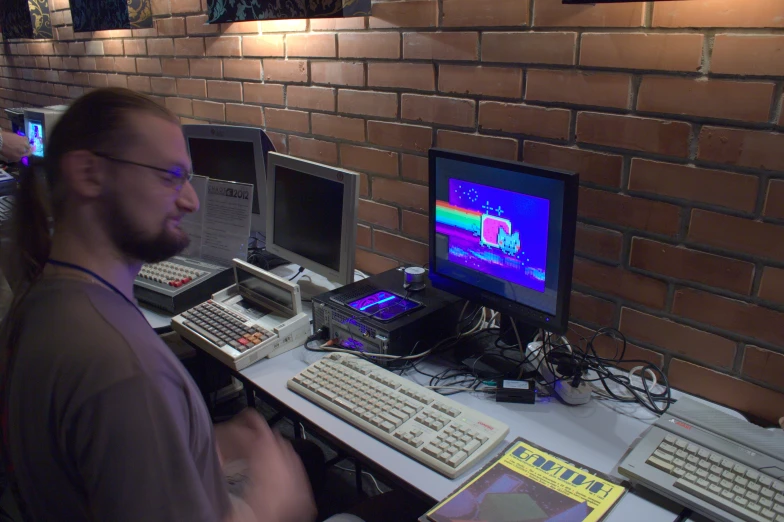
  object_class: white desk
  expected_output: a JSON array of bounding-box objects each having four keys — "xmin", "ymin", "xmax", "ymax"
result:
[{"xmin": 241, "ymin": 347, "xmax": 684, "ymax": 521}]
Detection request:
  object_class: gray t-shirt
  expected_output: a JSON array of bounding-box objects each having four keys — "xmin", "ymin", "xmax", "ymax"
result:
[{"xmin": 3, "ymin": 277, "xmax": 231, "ymax": 521}]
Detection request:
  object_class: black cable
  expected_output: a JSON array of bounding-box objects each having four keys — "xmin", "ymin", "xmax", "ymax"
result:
[{"xmin": 288, "ymin": 266, "xmax": 305, "ymax": 281}]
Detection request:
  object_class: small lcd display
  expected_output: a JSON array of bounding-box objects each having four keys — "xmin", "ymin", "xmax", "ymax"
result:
[
  {"xmin": 236, "ymin": 266, "xmax": 294, "ymax": 312},
  {"xmin": 28, "ymin": 121, "xmax": 44, "ymax": 158},
  {"xmin": 347, "ymin": 291, "xmax": 421, "ymax": 321}
]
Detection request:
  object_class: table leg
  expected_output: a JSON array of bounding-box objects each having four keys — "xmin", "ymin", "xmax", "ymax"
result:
[
  {"xmin": 245, "ymin": 383, "xmax": 255, "ymax": 409},
  {"xmin": 355, "ymin": 459, "xmax": 364, "ymax": 496}
]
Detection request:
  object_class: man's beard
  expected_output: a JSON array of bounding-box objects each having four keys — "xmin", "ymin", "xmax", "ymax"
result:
[{"xmin": 106, "ymin": 198, "xmax": 190, "ymax": 264}]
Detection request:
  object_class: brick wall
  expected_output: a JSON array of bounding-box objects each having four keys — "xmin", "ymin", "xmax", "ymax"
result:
[{"xmin": 2, "ymin": 0, "xmax": 783, "ymax": 422}]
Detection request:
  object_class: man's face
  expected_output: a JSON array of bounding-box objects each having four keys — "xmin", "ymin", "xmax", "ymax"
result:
[{"xmin": 101, "ymin": 112, "xmax": 199, "ymax": 264}]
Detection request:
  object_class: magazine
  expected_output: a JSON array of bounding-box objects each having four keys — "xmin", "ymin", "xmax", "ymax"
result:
[{"xmin": 424, "ymin": 437, "xmax": 627, "ymax": 522}]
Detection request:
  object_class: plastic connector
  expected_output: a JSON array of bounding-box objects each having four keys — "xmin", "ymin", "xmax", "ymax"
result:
[{"xmin": 525, "ymin": 341, "xmax": 592, "ymax": 406}]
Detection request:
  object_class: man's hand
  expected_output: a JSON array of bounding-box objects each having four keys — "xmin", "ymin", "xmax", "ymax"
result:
[
  {"xmin": 2, "ymin": 132, "xmax": 31, "ymax": 162},
  {"xmin": 215, "ymin": 409, "xmax": 268, "ymax": 466}
]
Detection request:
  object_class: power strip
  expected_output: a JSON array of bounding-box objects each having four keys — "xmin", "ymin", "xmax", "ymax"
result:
[{"xmin": 525, "ymin": 341, "xmax": 592, "ymax": 405}]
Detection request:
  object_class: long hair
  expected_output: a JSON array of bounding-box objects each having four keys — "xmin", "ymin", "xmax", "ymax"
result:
[{"xmin": 9, "ymin": 87, "xmax": 179, "ymax": 289}]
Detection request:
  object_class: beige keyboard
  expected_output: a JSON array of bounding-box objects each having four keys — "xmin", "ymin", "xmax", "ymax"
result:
[{"xmin": 287, "ymin": 353, "xmax": 509, "ymax": 479}]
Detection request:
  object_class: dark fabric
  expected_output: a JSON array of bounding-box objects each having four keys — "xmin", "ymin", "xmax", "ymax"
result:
[
  {"xmin": 206, "ymin": 0, "xmax": 369, "ymax": 24},
  {"xmin": 2, "ymin": 278, "xmax": 231, "ymax": 522},
  {"xmin": 0, "ymin": 0, "xmax": 52, "ymax": 39},
  {"xmin": 68, "ymin": 0, "xmax": 152, "ymax": 32}
]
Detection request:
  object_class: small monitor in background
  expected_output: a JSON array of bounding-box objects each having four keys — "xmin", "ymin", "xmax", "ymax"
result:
[
  {"xmin": 429, "ymin": 148, "xmax": 578, "ymax": 334},
  {"xmin": 23, "ymin": 107, "xmax": 65, "ymax": 159},
  {"xmin": 182, "ymin": 124, "xmax": 268, "ymax": 235},
  {"xmin": 265, "ymin": 152, "xmax": 359, "ymax": 286}
]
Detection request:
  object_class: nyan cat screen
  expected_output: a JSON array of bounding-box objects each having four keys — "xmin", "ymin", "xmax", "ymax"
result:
[{"xmin": 433, "ymin": 156, "xmax": 566, "ymax": 316}]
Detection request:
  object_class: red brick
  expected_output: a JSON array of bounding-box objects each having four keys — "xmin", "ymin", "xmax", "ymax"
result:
[
  {"xmin": 579, "ymin": 187, "xmax": 681, "ymax": 236},
  {"xmin": 189, "ymin": 58, "xmax": 222, "ymax": 78},
  {"xmin": 442, "ymin": 0, "xmax": 528, "ymax": 27},
  {"xmin": 402, "ymin": 94, "xmax": 475, "ymax": 128},
  {"xmin": 482, "ymin": 32, "xmax": 576, "ymax": 65},
  {"xmin": 175, "ymin": 38, "xmax": 204, "ymax": 57},
  {"xmin": 192, "ymin": 99, "xmax": 225, "ymax": 121},
  {"xmin": 88, "ymin": 73, "xmax": 108, "ymax": 88},
  {"xmin": 577, "ymin": 112, "xmax": 691, "ymax": 158},
  {"xmin": 177, "ymin": 78, "xmax": 207, "ymax": 98},
  {"xmin": 402, "ymin": 154, "xmax": 428, "ymax": 183},
  {"xmin": 341, "ymin": 145, "xmax": 398, "ymax": 177},
  {"xmin": 78, "ymin": 57, "xmax": 96, "ymax": 71},
  {"xmin": 669, "ymin": 359, "xmax": 784, "ymax": 425},
  {"xmin": 437, "ymin": 130, "xmax": 517, "ymax": 161},
  {"xmin": 370, "ymin": 1, "xmax": 437, "ymax": 28},
  {"xmin": 171, "ymin": 0, "xmax": 200, "ymax": 13},
  {"xmin": 338, "ymin": 90, "xmax": 397, "ymax": 119},
  {"xmin": 568, "ymin": 324, "xmax": 664, "ymax": 370},
  {"xmin": 373, "ymin": 178, "xmax": 428, "ymax": 213},
  {"xmin": 311, "ymin": 61, "xmax": 364, "ymax": 87},
  {"xmin": 355, "ymin": 250, "xmax": 398, "ymax": 274},
  {"xmin": 357, "ymin": 225, "xmax": 371, "ymax": 248},
  {"xmin": 569, "ymin": 292, "xmax": 615, "ymax": 327},
  {"xmin": 288, "ymin": 136, "xmax": 338, "ymax": 165},
  {"xmin": 742, "ymin": 346, "xmax": 784, "ymax": 389},
  {"xmin": 527, "ymin": 69, "xmax": 630, "ymax": 109},
  {"xmin": 286, "ymin": 33, "xmax": 336, "ymax": 58},
  {"xmin": 479, "ymin": 102, "xmax": 571, "ymax": 141},
  {"xmin": 95, "ymin": 57, "xmax": 114, "ymax": 72},
  {"xmin": 368, "ymin": 121, "xmax": 432, "ymax": 153},
  {"xmin": 260, "ymin": 19, "xmax": 307, "ymax": 32},
  {"xmin": 226, "ymin": 103, "xmax": 263, "ymax": 126},
  {"xmin": 631, "ymin": 237, "xmax": 755, "ymax": 294},
  {"xmin": 286, "ymin": 85, "xmax": 335, "ymax": 112},
  {"xmin": 207, "ymin": 80, "xmax": 242, "ymax": 101},
  {"xmin": 573, "ymin": 258, "xmax": 668, "ymax": 309},
  {"xmin": 580, "ymin": 33, "xmax": 703, "ymax": 72},
  {"xmin": 403, "ymin": 32, "xmax": 478, "ymax": 61},
  {"xmin": 358, "ymin": 199, "xmax": 399, "ymax": 229},
  {"xmin": 402, "ymin": 210, "xmax": 428, "ymax": 241},
  {"xmin": 698, "ymin": 126, "xmax": 784, "ymax": 172},
  {"xmin": 106, "ymin": 75, "xmax": 128, "ymax": 88},
  {"xmin": 620, "ymin": 308, "xmax": 736, "ymax": 368},
  {"xmin": 264, "ymin": 108, "xmax": 309, "ymax": 133},
  {"xmin": 629, "ymin": 159, "xmax": 759, "ymax": 214},
  {"xmin": 124, "ymin": 39, "xmax": 147, "ymax": 56},
  {"xmin": 223, "ymin": 59, "xmax": 262, "ymax": 80},
  {"xmin": 104, "ymin": 40, "xmax": 124, "ymax": 56},
  {"xmin": 186, "ymin": 14, "xmax": 218, "ymax": 35},
  {"xmin": 135, "ymin": 57, "xmax": 161, "ymax": 75},
  {"xmin": 145, "ymin": 38, "xmax": 173, "ymax": 57},
  {"xmin": 162, "ymin": 58, "xmax": 189, "ymax": 76},
  {"xmin": 712, "ymin": 35, "xmax": 784, "ymax": 76},
  {"xmin": 84, "ymin": 41, "xmax": 103, "ymax": 56},
  {"xmin": 674, "ymin": 288, "xmax": 784, "ymax": 347},
  {"xmin": 374, "ymin": 231, "xmax": 428, "ymax": 265},
  {"xmin": 688, "ymin": 209, "xmax": 784, "ymax": 262},
  {"xmin": 534, "ymin": 0, "xmax": 644, "ymax": 27},
  {"xmin": 638, "ymin": 77, "xmax": 774, "ymax": 123},
  {"xmin": 205, "ymin": 36, "xmax": 240, "ymax": 57},
  {"xmin": 220, "ymin": 21, "xmax": 261, "ymax": 34},
  {"xmin": 575, "ymin": 223, "xmax": 622, "ymax": 262},
  {"xmin": 132, "ymin": 27, "xmax": 158, "ymax": 38},
  {"xmin": 311, "ymin": 18, "xmax": 366, "ymax": 31},
  {"xmin": 311, "ymin": 114, "xmax": 365, "ymax": 142},
  {"xmin": 653, "ymin": 0, "xmax": 784, "ymax": 28},
  {"xmin": 165, "ymin": 96, "xmax": 192, "ymax": 116},
  {"xmin": 523, "ymin": 142, "xmax": 621, "ymax": 188},
  {"xmin": 759, "ymin": 267, "xmax": 784, "ymax": 305},
  {"xmin": 127, "ymin": 75, "xmax": 152, "ymax": 93},
  {"xmin": 244, "ymin": 83, "xmax": 284, "ymax": 105},
  {"xmin": 339, "ymin": 33, "xmax": 400, "ymax": 60},
  {"xmin": 156, "ymin": 17, "xmax": 185, "ymax": 36},
  {"xmin": 764, "ymin": 180, "xmax": 784, "ymax": 220},
  {"xmin": 242, "ymin": 36, "xmax": 285, "ymax": 57},
  {"xmin": 262, "ymin": 60, "xmax": 307, "ymax": 83},
  {"xmin": 439, "ymin": 65, "xmax": 522, "ymax": 99},
  {"xmin": 368, "ymin": 63, "xmax": 435, "ymax": 91}
]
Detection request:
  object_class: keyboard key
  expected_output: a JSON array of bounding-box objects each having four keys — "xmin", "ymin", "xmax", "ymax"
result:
[
  {"xmin": 747, "ymin": 492, "xmax": 761, "ymax": 502},
  {"xmin": 675, "ymin": 439, "xmax": 689, "ymax": 449},
  {"xmin": 697, "ymin": 478, "xmax": 710, "ymax": 488},
  {"xmin": 676, "ymin": 480, "xmax": 772, "ymax": 522},
  {"xmin": 665, "ymin": 434, "xmax": 677, "ymax": 443},
  {"xmin": 676, "ymin": 450, "xmax": 689, "ymax": 459},
  {"xmin": 687, "ymin": 444, "xmax": 699, "ymax": 453},
  {"xmin": 647, "ymin": 456, "xmax": 674, "ymax": 474},
  {"xmin": 762, "ymin": 509, "xmax": 776, "ymax": 519},
  {"xmin": 447, "ymin": 451, "xmax": 468, "ymax": 467},
  {"xmin": 660, "ymin": 443, "xmax": 677, "ymax": 453},
  {"xmin": 763, "ymin": 488, "xmax": 775, "ymax": 498},
  {"xmin": 735, "ymin": 496, "xmax": 749, "ymax": 507},
  {"xmin": 761, "ymin": 498, "xmax": 773, "ymax": 508},
  {"xmin": 709, "ymin": 474, "xmax": 721, "ymax": 484},
  {"xmin": 749, "ymin": 503, "xmax": 762, "ymax": 513},
  {"xmin": 734, "ymin": 464, "xmax": 749, "ymax": 475}
]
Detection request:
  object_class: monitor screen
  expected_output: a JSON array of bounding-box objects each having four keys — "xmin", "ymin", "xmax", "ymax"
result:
[
  {"xmin": 432, "ymin": 153, "xmax": 574, "ymax": 322},
  {"xmin": 28, "ymin": 121, "xmax": 44, "ymax": 158},
  {"xmin": 236, "ymin": 264, "xmax": 294, "ymax": 312},
  {"xmin": 273, "ymin": 165, "xmax": 344, "ymax": 272},
  {"xmin": 188, "ymin": 138, "xmax": 260, "ymax": 215}
]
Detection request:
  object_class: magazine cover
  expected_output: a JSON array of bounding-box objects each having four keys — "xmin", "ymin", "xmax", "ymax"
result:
[{"xmin": 425, "ymin": 437, "xmax": 627, "ymax": 522}]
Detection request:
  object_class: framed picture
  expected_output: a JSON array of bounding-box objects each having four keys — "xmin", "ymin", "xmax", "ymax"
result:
[
  {"xmin": 69, "ymin": 0, "xmax": 152, "ymax": 32},
  {"xmin": 206, "ymin": 0, "xmax": 370, "ymax": 24},
  {"xmin": 0, "ymin": 0, "xmax": 53, "ymax": 39}
]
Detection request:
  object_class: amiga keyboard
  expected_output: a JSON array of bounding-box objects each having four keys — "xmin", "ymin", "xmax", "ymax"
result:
[
  {"xmin": 138, "ymin": 260, "xmax": 206, "ymax": 288},
  {"xmin": 288, "ymin": 353, "xmax": 509, "ymax": 479}
]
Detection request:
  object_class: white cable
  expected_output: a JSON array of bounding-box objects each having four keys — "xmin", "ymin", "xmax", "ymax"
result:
[
  {"xmin": 334, "ymin": 465, "xmax": 383, "ymax": 494},
  {"xmin": 628, "ymin": 366, "xmax": 658, "ymax": 390}
]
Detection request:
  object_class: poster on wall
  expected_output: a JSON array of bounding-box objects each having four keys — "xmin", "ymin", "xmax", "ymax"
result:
[
  {"xmin": 69, "ymin": 0, "xmax": 152, "ymax": 32},
  {"xmin": 0, "ymin": 0, "xmax": 52, "ymax": 39},
  {"xmin": 206, "ymin": 0, "xmax": 370, "ymax": 23}
]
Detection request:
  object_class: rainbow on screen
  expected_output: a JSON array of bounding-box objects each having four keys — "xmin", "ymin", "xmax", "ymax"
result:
[{"xmin": 435, "ymin": 201, "xmax": 481, "ymax": 232}]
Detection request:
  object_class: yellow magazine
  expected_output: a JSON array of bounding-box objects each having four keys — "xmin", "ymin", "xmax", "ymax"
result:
[{"xmin": 425, "ymin": 437, "xmax": 627, "ymax": 522}]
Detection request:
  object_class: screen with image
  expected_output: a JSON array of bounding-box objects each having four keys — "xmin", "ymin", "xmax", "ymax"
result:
[
  {"xmin": 273, "ymin": 166, "xmax": 344, "ymax": 272},
  {"xmin": 188, "ymin": 138, "xmax": 260, "ymax": 215},
  {"xmin": 28, "ymin": 121, "xmax": 44, "ymax": 158}
]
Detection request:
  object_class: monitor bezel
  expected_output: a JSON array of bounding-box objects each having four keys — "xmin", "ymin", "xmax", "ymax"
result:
[
  {"xmin": 428, "ymin": 148, "xmax": 579, "ymax": 335},
  {"xmin": 182, "ymin": 124, "xmax": 267, "ymax": 236},
  {"xmin": 265, "ymin": 152, "xmax": 359, "ymax": 286},
  {"xmin": 23, "ymin": 108, "xmax": 65, "ymax": 159}
]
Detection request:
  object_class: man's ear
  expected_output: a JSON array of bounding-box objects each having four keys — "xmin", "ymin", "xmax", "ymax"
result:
[{"xmin": 60, "ymin": 150, "xmax": 105, "ymax": 199}]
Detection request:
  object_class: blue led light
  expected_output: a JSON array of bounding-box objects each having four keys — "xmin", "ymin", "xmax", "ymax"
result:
[{"xmin": 359, "ymin": 295, "xmax": 395, "ymax": 311}]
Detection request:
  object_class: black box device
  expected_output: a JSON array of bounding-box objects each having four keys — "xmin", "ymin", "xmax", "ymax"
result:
[{"xmin": 311, "ymin": 267, "xmax": 465, "ymax": 364}]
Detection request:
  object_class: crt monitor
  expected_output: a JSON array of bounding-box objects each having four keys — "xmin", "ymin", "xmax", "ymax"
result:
[
  {"xmin": 429, "ymin": 148, "xmax": 579, "ymax": 334},
  {"xmin": 23, "ymin": 107, "xmax": 65, "ymax": 159},
  {"xmin": 265, "ymin": 152, "xmax": 359, "ymax": 286},
  {"xmin": 182, "ymin": 124, "xmax": 268, "ymax": 235}
]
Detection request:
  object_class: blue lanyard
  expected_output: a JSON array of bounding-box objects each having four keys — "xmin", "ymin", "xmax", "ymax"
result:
[{"xmin": 46, "ymin": 259, "xmax": 144, "ymax": 319}]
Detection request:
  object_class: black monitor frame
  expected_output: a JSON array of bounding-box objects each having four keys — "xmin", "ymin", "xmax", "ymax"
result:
[{"xmin": 428, "ymin": 148, "xmax": 579, "ymax": 334}]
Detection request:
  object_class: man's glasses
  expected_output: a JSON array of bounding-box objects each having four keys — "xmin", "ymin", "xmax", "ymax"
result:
[{"xmin": 91, "ymin": 151, "xmax": 194, "ymax": 190}]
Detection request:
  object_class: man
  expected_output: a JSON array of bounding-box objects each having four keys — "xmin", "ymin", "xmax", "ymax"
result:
[{"xmin": 0, "ymin": 88, "xmax": 317, "ymax": 522}]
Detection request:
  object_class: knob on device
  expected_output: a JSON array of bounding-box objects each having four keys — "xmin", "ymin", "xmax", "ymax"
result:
[{"xmin": 403, "ymin": 267, "xmax": 426, "ymax": 291}]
